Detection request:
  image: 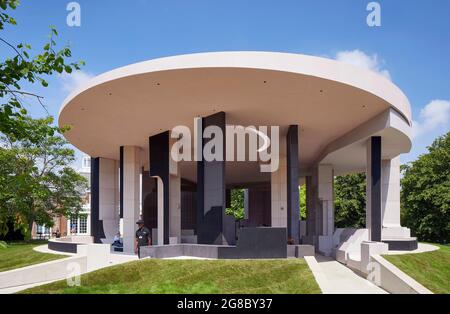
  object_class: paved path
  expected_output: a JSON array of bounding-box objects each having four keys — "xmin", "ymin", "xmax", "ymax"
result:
[{"xmin": 305, "ymin": 255, "xmax": 387, "ymax": 294}]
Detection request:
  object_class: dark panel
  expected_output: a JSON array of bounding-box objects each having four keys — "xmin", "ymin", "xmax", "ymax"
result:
[
  {"xmin": 142, "ymin": 171, "xmax": 157, "ymax": 230},
  {"xmin": 181, "ymin": 191, "xmax": 197, "ymax": 231},
  {"xmin": 226, "ymin": 189, "xmax": 231, "ymax": 208},
  {"xmin": 305, "ymin": 176, "xmax": 315, "ymax": 237},
  {"xmin": 383, "ymin": 238, "xmax": 418, "ymax": 251},
  {"xmin": 371, "ymin": 136, "xmax": 382, "ymax": 242},
  {"xmin": 199, "ymin": 206, "xmax": 223, "ymax": 244},
  {"xmin": 197, "ymin": 112, "xmax": 234, "ymax": 244},
  {"xmin": 48, "ymin": 240, "xmax": 78, "ymax": 254},
  {"xmin": 248, "ymin": 186, "xmax": 271, "ymax": 227},
  {"xmin": 196, "ymin": 128, "xmax": 205, "ymax": 241},
  {"xmin": 139, "ymin": 228, "xmax": 287, "ymax": 259},
  {"xmin": 90, "ymin": 157, "xmax": 104, "ymax": 243},
  {"xmin": 287, "ymin": 125, "xmax": 300, "ymax": 243},
  {"xmin": 119, "ymin": 146, "xmax": 124, "ymax": 218},
  {"xmin": 149, "ymin": 131, "xmax": 170, "ymax": 244},
  {"xmin": 181, "ymin": 179, "xmax": 197, "ymax": 231},
  {"xmin": 218, "ymin": 227, "xmax": 287, "ymax": 259}
]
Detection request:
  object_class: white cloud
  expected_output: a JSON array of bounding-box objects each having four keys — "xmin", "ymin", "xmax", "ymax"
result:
[
  {"xmin": 412, "ymin": 100, "xmax": 450, "ymax": 138},
  {"xmin": 60, "ymin": 71, "xmax": 94, "ymax": 94},
  {"xmin": 335, "ymin": 49, "xmax": 391, "ymax": 80}
]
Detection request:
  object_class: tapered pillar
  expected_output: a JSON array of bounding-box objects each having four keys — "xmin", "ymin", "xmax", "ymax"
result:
[
  {"xmin": 99, "ymin": 158, "xmax": 120, "ymax": 242},
  {"xmin": 271, "ymin": 155, "xmax": 287, "ymax": 228},
  {"xmin": 287, "ymin": 125, "xmax": 300, "ymax": 243},
  {"xmin": 122, "ymin": 146, "xmax": 141, "ymax": 253},
  {"xmin": 381, "ymin": 156, "xmax": 412, "ymax": 239},
  {"xmin": 317, "ymin": 164, "xmax": 334, "ymax": 255},
  {"xmin": 90, "ymin": 157, "xmax": 103, "ymax": 243},
  {"xmin": 367, "ymin": 136, "xmax": 382, "ymax": 242},
  {"xmin": 197, "ymin": 112, "xmax": 234, "ymax": 245},
  {"xmin": 149, "ymin": 131, "xmax": 170, "ymax": 245}
]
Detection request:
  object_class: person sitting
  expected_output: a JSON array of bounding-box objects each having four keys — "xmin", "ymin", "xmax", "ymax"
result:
[{"xmin": 112, "ymin": 232, "xmax": 123, "ymax": 248}]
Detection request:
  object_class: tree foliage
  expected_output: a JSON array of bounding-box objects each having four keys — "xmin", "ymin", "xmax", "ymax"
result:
[
  {"xmin": 401, "ymin": 132, "xmax": 450, "ymax": 244},
  {"xmin": 0, "ymin": 117, "xmax": 88, "ymax": 238},
  {"xmin": 226, "ymin": 189, "xmax": 245, "ymax": 221},
  {"xmin": 0, "ymin": 0, "xmax": 84, "ymax": 142},
  {"xmin": 334, "ymin": 173, "xmax": 366, "ymax": 228},
  {"xmin": 299, "ymin": 185, "xmax": 306, "ymax": 219}
]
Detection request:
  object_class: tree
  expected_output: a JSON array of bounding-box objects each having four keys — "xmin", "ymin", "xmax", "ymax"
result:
[
  {"xmin": 0, "ymin": 117, "xmax": 88, "ymax": 239},
  {"xmin": 0, "ymin": 0, "xmax": 84, "ymax": 142},
  {"xmin": 226, "ymin": 189, "xmax": 245, "ymax": 221},
  {"xmin": 299, "ymin": 185, "xmax": 306, "ymax": 219},
  {"xmin": 401, "ymin": 132, "xmax": 450, "ymax": 244},
  {"xmin": 334, "ymin": 173, "xmax": 366, "ymax": 228}
]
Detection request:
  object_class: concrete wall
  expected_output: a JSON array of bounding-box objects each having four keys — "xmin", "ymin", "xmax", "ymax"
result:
[
  {"xmin": 286, "ymin": 125, "xmax": 300, "ymax": 243},
  {"xmin": 0, "ymin": 256, "xmax": 87, "ymax": 289},
  {"xmin": 271, "ymin": 155, "xmax": 287, "ymax": 228},
  {"xmin": 370, "ymin": 254, "xmax": 433, "ymax": 294},
  {"xmin": 99, "ymin": 158, "xmax": 119, "ymax": 242},
  {"xmin": 381, "ymin": 157, "xmax": 411, "ymax": 239},
  {"xmin": 122, "ymin": 146, "xmax": 141, "ymax": 253},
  {"xmin": 318, "ymin": 164, "xmax": 334, "ymax": 237},
  {"xmin": 366, "ymin": 137, "xmax": 382, "ymax": 242},
  {"xmin": 169, "ymin": 174, "xmax": 181, "ymax": 242}
]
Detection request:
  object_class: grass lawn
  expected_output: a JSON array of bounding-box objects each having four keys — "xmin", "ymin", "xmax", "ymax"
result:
[
  {"xmin": 21, "ymin": 258, "xmax": 321, "ymax": 294},
  {"xmin": 383, "ymin": 244, "xmax": 450, "ymax": 294},
  {"xmin": 0, "ymin": 241, "xmax": 66, "ymax": 273}
]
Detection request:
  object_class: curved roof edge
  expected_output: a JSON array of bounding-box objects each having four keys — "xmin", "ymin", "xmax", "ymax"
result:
[{"xmin": 59, "ymin": 51, "xmax": 412, "ymax": 125}]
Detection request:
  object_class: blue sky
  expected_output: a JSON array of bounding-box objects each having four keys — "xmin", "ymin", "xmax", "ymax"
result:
[{"xmin": 2, "ymin": 0, "xmax": 449, "ymax": 167}]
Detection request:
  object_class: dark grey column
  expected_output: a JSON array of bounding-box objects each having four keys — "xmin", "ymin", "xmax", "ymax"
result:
[
  {"xmin": 119, "ymin": 146, "xmax": 124, "ymax": 219},
  {"xmin": 287, "ymin": 125, "xmax": 300, "ymax": 244},
  {"xmin": 90, "ymin": 157, "xmax": 105, "ymax": 243},
  {"xmin": 370, "ymin": 136, "xmax": 382, "ymax": 242},
  {"xmin": 305, "ymin": 175, "xmax": 315, "ymax": 237},
  {"xmin": 149, "ymin": 131, "xmax": 170, "ymax": 245},
  {"xmin": 197, "ymin": 112, "xmax": 234, "ymax": 245}
]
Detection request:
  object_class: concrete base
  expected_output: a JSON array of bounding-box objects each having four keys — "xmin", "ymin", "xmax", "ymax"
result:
[
  {"xmin": 48, "ymin": 236, "xmax": 94, "ymax": 254},
  {"xmin": 382, "ymin": 226, "xmax": 411, "ymax": 239},
  {"xmin": 360, "ymin": 241, "xmax": 389, "ymax": 275},
  {"xmin": 140, "ymin": 244, "xmax": 221, "ymax": 259},
  {"xmin": 318, "ymin": 236, "xmax": 333, "ymax": 256},
  {"xmin": 288, "ymin": 245, "xmax": 315, "ymax": 258},
  {"xmin": 141, "ymin": 227, "xmax": 288, "ymax": 259},
  {"xmin": 383, "ymin": 238, "xmax": 418, "ymax": 251}
]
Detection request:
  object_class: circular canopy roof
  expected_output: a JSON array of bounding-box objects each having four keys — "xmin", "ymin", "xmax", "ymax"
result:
[{"xmin": 59, "ymin": 51, "xmax": 411, "ymax": 180}]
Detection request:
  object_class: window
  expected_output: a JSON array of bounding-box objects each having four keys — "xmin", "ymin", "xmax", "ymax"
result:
[
  {"xmin": 36, "ymin": 225, "xmax": 50, "ymax": 238},
  {"xmin": 82, "ymin": 156, "xmax": 90, "ymax": 169},
  {"xmin": 70, "ymin": 216, "xmax": 78, "ymax": 233},
  {"xmin": 70, "ymin": 214, "xmax": 88, "ymax": 235},
  {"xmin": 79, "ymin": 215, "xmax": 87, "ymax": 234}
]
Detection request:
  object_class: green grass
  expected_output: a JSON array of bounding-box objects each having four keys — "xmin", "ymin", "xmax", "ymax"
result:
[
  {"xmin": 0, "ymin": 240, "xmax": 66, "ymax": 272},
  {"xmin": 21, "ymin": 258, "xmax": 321, "ymax": 294},
  {"xmin": 383, "ymin": 244, "xmax": 450, "ymax": 294}
]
